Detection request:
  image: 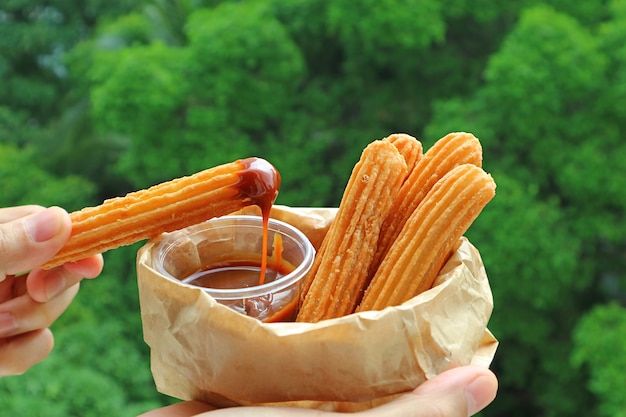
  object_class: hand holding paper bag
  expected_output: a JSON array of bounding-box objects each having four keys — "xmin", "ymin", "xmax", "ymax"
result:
[
  {"xmin": 136, "ymin": 206, "xmax": 497, "ymax": 411},
  {"xmin": 139, "ymin": 364, "xmax": 498, "ymax": 416}
]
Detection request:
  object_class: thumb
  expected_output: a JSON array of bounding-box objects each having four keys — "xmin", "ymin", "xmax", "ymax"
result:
[
  {"xmin": 0, "ymin": 207, "xmax": 71, "ymax": 279},
  {"xmin": 367, "ymin": 366, "xmax": 498, "ymax": 417}
]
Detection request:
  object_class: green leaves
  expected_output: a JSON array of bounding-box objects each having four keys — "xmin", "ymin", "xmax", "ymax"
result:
[
  {"xmin": 184, "ymin": 3, "xmax": 305, "ymax": 132},
  {"xmin": 424, "ymin": 4, "xmax": 626, "ymax": 416},
  {"xmin": 573, "ymin": 303, "xmax": 626, "ymax": 417},
  {"xmin": 483, "ymin": 5, "xmax": 606, "ymax": 149},
  {"xmin": 468, "ymin": 173, "xmax": 582, "ymax": 312},
  {"xmin": 327, "ymin": 0, "xmax": 445, "ymax": 59},
  {"xmin": 3, "ymin": 0, "xmax": 626, "ymax": 416},
  {"xmin": 91, "ymin": 43, "xmax": 188, "ymax": 136},
  {"xmin": 0, "ymin": 144, "xmax": 96, "ymax": 211},
  {"xmin": 84, "ymin": 1, "xmax": 307, "ymax": 188}
]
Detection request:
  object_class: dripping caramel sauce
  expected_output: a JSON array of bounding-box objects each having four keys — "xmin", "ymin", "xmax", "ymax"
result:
[
  {"xmin": 236, "ymin": 157, "xmax": 281, "ymax": 285},
  {"xmin": 192, "ymin": 157, "xmax": 303, "ymax": 321}
]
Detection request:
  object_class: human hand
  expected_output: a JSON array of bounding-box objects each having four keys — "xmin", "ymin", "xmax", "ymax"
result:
[
  {"xmin": 0, "ymin": 205, "xmax": 103, "ymax": 376},
  {"xmin": 140, "ymin": 365, "xmax": 498, "ymax": 417}
]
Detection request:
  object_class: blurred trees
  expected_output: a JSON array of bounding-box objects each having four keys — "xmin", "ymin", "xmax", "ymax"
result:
[
  {"xmin": 426, "ymin": 3, "xmax": 626, "ymax": 415},
  {"xmin": 1, "ymin": 0, "xmax": 625, "ymax": 416}
]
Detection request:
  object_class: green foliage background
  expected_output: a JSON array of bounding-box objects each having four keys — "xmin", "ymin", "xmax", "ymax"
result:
[{"xmin": 1, "ymin": 0, "xmax": 626, "ymax": 415}]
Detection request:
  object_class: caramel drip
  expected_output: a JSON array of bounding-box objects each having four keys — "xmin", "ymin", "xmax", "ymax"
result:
[{"xmin": 237, "ymin": 157, "xmax": 282, "ymax": 284}]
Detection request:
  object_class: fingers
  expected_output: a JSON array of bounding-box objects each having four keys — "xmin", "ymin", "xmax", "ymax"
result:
[
  {"xmin": 0, "ymin": 328, "xmax": 54, "ymax": 377},
  {"xmin": 0, "ymin": 206, "xmax": 71, "ymax": 280},
  {"xmin": 0, "ymin": 283, "xmax": 80, "ymax": 339},
  {"xmin": 0, "ymin": 205, "xmax": 45, "ymax": 223},
  {"xmin": 137, "ymin": 401, "xmax": 218, "ymax": 417},
  {"xmin": 138, "ymin": 366, "xmax": 497, "ymax": 417},
  {"xmin": 26, "ymin": 255, "xmax": 104, "ymax": 303},
  {"xmin": 365, "ymin": 365, "xmax": 498, "ymax": 417},
  {"xmin": 62, "ymin": 255, "xmax": 105, "ymax": 279},
  {"xmin": 0, "ymin": 205, "xmax": 106, "ymax": 377}
]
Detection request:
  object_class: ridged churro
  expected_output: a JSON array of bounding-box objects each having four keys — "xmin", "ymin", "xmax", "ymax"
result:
[
  {"xmin": 382, "ymin": 133, "xmax": 423, "ymax": 176},
  {"xmin": 370, "ymin": 132, "xmax": 482, "ymax": 274},
  {"xmin": 42, "ymin": 158, "xmax": 280, "ymax": 269},
  {"xmin": 357, "ymin": 164, "xmax": 496, "ymax": 311},
  {"xmin": 297, "ymin": 141, "xmax": 407, "ymax": 322}
]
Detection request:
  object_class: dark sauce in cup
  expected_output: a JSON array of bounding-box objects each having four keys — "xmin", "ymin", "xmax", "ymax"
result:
[{"xmin": 182, "ymin": 234, "xmax": 300, "ymax": 322}]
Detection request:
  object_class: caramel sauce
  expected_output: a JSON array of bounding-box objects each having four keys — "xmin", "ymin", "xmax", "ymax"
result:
[
  {"xmin": 265, "ymin": 297, "xmax": 298, "ymax": 323},
  {"xmin": 183, "ymin": 258, "xmax": 294, "ymax": 289},
  {"xmin": 183, "ymin": 234, "xmax": 298, "ymax": 322},
  {"xmin": 237, "ymin": 158, "xmax": 281, "ymax": 285},
  {"xmin": 237, "ymin": 158, "xmax": 281, "ymax": 213}
]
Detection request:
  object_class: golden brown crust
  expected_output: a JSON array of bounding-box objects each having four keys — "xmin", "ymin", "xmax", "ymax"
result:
[
  {"xmin": 297, "ymin": 141, "xmax": 407, "ymax": 322},
  {"xmin": 370, "ymin": 132, "xmax": 483, "ymax": 275},
  {"xmin": 357, "ymin": 164, "xmax": 496, "ymax": 311},
  {"xmin": 42, "ymin": 158, "xmax": 279, "ymax": 269},
  {"xmin": 382, "ymin": 133, "xmax": 423, "ymax": 176}
]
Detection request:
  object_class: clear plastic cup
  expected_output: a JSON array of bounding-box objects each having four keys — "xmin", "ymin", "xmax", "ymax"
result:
[{"xmin": 152, "ymin": 215, "xmax": 315, "ymax": 322}]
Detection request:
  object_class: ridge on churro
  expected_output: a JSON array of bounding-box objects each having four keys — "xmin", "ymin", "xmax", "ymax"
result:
[
  {"xmin": 296, "ymin": 132, "xmax": 496, "ymax": 321},
  {"xmin": 297, "ymin": 140, "xmax": 407, "ymax": 322},
  {"xmin": 42, "ymin": 157, "xmax": 281, "ymax": 270},
  {"xmin": 370, "ymin": 132, "xmax": 483, "ymax": 274},
  {"xmin": 357, "ymin": 163, "xmax": 496, "ymax": 311}
]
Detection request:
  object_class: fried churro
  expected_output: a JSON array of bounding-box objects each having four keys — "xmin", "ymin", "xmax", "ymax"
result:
[
  {"xmin": 382, "ymin": 133, "xmax": 423, "ymax": 176},
  {"xmin": 357, "ymin": 164, "xmax": 496, "ymax": 312},
  {"xmin": 42, "ymin": 158, "xmax": 280, "ymax": 269},
  {"xmin": 370, "ymin": 132, "xmax": 482, "ymax": 274},
  {"xmin": 297, "ymin": 141, "xmax": 407, "ymax": 322}
]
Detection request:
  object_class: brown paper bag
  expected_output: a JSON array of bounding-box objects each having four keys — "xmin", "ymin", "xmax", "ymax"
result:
[{"xmin": 136, "ymin": 206, "xmax": 497, "ymax": 411}]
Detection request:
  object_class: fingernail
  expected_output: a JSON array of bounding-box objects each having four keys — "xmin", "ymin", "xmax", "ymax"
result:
[
  {"xmin": 24, "ymin": 208, "xmax": 63, "ymax": 243},
  {"xmin": 0, "ymin": 312, "xmax": 17, "ymax": 336},
  {"xmin": 465, "ymin": 375, "xmax": 495, "ymax": 415}
]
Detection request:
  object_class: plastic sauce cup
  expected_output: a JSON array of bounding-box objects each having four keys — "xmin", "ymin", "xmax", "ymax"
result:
[{"xmin": 152, "ymin": 215, "xmax": 315, "ymax": 322}]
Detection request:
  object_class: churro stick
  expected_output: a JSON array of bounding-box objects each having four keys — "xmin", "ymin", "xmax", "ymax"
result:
[
  {"xmin": 297, "ymin": 140, "xmax": 407, "ymax": 322},
  {"xmin": 42, "ymin": 158, "xmax": 280, "ymax": 269},
  {"xmin": 382, "ymin": 133, "xmax": 423, "ymax": 176},
  {"xmin": 357, "ymin": 164, "xmax": 496, "ymax": 312},
  {"xmin": 297, "ymin": 135, "xmax": 418, "ymax": 309},
  {"xmin": 296, "ymin": 139, "xmax": 400, "ymax": 305},
  {"xmin": 370, "ymin": 132, "xmax": 482, "ymax": 273}
]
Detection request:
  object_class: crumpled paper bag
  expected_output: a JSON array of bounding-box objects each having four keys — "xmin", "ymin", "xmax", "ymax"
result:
[{"xmin": 136, "ymin": 205, "xmax": 498, "ymax": 411}]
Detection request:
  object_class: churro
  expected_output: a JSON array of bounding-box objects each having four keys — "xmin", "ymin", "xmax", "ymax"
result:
[
  {"xmin": 42, "ymin": 158, "xmax": 280, "ymax": 269},
  {"xmin": 357, "ymin": 164, "xmax": 496, "ymax": 311},
  {"xmin": 382, "ymin": 133, "xmax": 423, "ymax": 176},
  {"xmin": 370, "ymin": 132, "xmax": 482, "ymax": 274},
  {"xmin": 297, "ymin": 140, "xmax": 407, "ymax": 322}
]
